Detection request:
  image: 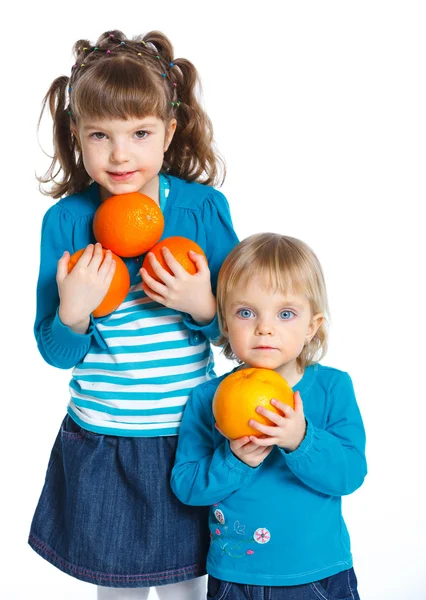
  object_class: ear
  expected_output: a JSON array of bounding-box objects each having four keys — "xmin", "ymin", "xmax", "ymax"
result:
[
  {"xmin": 306, "ymin": 312, "xmax": 323, "ymax": 344},
  {"xmin": 70, "ymin": 123, "xmax": 80, "ymax": 145},
  {"xmin": 164, "ymin": 118, "xmax": 177, "ymax": 152}
]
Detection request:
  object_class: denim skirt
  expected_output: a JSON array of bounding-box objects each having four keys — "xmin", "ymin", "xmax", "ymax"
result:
[{"xmin": 28, "ymin": 415, "xmax": 209, "ymax": 588}]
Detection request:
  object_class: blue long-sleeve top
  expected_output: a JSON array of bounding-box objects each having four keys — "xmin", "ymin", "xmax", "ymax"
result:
[
  {"xmin": 171, "ymin": 364, "xmax": 367, "ymax": 585},
  {"xmin": 34, "ymin": 174, "xmax": 239, "ymax": 436}
]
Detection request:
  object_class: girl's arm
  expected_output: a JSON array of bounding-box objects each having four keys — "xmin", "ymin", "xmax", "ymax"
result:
[
  {"xmin": 171, "ymin": 380, "xmax": 259, "ymax": 506},
  {"xmin": 182, "ymin": 189, "xmax": 239, "ymax": 342},
  {"xmin": 281, "ymin": 372, "xmax": 367, "ymax": 496},
  {"xmin": 34, "ymin": 205, "xmax": 96, "ymax": 369}
]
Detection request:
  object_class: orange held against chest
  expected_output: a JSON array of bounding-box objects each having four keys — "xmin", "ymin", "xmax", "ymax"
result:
[
  {"xmin": 93, "ymin": 192, "xmax": 164, "ymax": 257},
  {"xmin": 213, "ymin": 368, "xmax": 294, "ymax": 440},
  {"xmin": 82, "ymin": 192, "xmax": 207, "ymax": 317}
]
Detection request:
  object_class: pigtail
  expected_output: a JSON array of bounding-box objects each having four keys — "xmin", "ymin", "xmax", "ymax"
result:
[
  {"xmin": 144, "ymin": 31, "xmax": 225, "ymax": 187},
  {"xmin": 167, "ymin": 57, "xmax": 226, "ymax": 187},
  {"xmin": 37, "ymin": 76, "xmax": 84, "ymax": 198}
]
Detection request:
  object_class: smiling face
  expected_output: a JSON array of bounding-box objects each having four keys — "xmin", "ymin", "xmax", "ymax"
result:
[
  {"xmin": 223, "ymin": 276, "xmax": 323, "ymax": 384},
  {"xmin": 72, "ymin": 116, "xmax": 176, "ymax": 202}
]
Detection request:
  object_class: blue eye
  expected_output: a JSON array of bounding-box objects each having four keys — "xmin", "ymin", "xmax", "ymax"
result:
[
  {"xmin": 237, "ymin": 309, "xmax": 254, "ymax": 319},
  {"xmin": 279, "ymin": 310, "xmax": 294, "ymax": 320}
]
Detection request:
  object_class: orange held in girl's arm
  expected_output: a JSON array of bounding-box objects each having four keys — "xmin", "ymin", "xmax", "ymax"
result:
[
  {"xmin": 142, "ymin": 236, "xmax": 207, "ymax": 282},
  {"xmin": 67, "ymin": 248, "xmax": 130, "ymax": 317}
]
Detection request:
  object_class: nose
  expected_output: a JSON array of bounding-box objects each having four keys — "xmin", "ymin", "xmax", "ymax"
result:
[
  {"xmin": 255, "ymin": 317, "xmax": 274, "ymax": 336},
  {"xmin": 110, "ymin": 142, "xmax": 130, "ymax": 164}
]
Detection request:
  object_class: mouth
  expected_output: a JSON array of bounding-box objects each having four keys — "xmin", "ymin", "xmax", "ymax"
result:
[
  {"xmin": 253, "ymin": 346, "xmax": 278, "ymax": 351},
  {"xmin": 107, "ymin": 171, "xmax": 137, "ymax": 181}
]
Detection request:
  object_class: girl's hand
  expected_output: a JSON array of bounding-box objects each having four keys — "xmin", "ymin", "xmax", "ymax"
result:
[
  {"xmin": 57, "ymin": 243, "xmax": 116, "ymax": 333},
  {"xmin": 140, "ymin": 248, "xmax": 216, "ymax": 324},
  {"xmin": 215, "ymin": 424, "xmax": 273, "ymax": 468},
  {"xmin": 247, "ymin": 392, "xmax": 307, "ymax": 453}
]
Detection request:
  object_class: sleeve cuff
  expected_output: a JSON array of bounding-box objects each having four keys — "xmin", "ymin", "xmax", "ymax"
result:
[
  {"xmin": 223, "ymin": 440, "xmax": 262, "ymax": 474},
  {"xmin": 51, "ymin": 310, "xmax": 95, "ymax": 349},
  {"xmin": 183, "ymin": 313, "xmax": 220, "ymax": 344},
  {"xmin": 279, "ymin": 418, "xmax": 315, "ymax": 463}
]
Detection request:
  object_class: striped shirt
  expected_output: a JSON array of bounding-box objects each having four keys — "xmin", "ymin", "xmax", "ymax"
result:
[
  {"xmin": 68, "ymin": 289, "xmax": 215, "ymax": 436},
  {"xmin": 34, "ymin": 174, "xmax": 239, "ymax": 436}
]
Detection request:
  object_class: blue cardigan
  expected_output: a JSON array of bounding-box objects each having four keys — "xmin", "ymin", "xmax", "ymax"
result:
[{"xmin": 34, "ymin": 175, "xmax": 239, "ymax": 370}]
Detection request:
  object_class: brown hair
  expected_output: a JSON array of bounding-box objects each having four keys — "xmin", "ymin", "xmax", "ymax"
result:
[
  {"xmin": 215, "ymin": 233, "xmax": 330, "ymax": 371},
  {"xmin": 38, "ymin": 30, "xmax": 225, "ymax": 198}
]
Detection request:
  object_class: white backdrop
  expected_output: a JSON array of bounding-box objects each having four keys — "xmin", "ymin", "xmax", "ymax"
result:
[{"xmin": 1, "ymin": 1, "xmax": 425, "ymax": 599}]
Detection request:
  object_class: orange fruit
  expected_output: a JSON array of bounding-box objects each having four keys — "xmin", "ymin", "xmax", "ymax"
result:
[
  {"xmin": 93, "ymin": 192, "xmax": 164, "ymax": 257},
  {"xmin": 68, "ymin": 248, "xmax": 130, "ymax": 318},
  {"xmin": 212, "ymin": 368, "xmax": 294, "ymax": 439},
  {"xmin": 142, "ymin": 236, "xmax": 207, "ymax": 282}
]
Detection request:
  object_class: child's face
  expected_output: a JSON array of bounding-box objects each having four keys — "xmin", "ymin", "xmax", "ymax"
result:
[
  {"xmin": 223, "ymin": 276, "xmax": 323, "ymax": 379},
  {"xmin": 71, "ymin": 116, "xmax": 176, "ymax": 200}
]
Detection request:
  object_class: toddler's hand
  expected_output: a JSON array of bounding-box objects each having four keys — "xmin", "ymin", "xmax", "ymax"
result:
[
  {"xmin": 215, "ymin": 424, "xmax": 273, "ymax": 468},
  {"xmin": 248, "ymin": 391, "xmax": 307, "ymax": 453},
  {"xmin": 57, "ymin": 243, "xmax": 116, "ymax": 333},
  {"xmin": 140, "ymin": 249, "xmax": 216, "ymax": 324}
]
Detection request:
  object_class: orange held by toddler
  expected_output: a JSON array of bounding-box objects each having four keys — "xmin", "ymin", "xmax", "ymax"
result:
[{"xmin": 213, "ymin": 367, "xmax": 294, "ymax": 439}]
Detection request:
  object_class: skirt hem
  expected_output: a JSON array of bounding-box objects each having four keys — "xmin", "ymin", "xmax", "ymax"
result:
[{"xmin": 28, "ymin": 533, "xmax": 206, "ymax": 588}]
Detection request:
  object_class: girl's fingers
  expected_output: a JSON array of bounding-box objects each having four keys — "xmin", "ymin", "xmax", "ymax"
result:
[
  {"xmin": 229, "ymin": 435, "xmax": 251, "ymax": 449},
  {"xmin": 103, "ymin": 257, "xmax": 116, "ymax": 286},
  {"xmin": 256, "ymin": 405, "xmax": 286, "ymax": 425},
  {"xmin": 188, "ymin": 250, "xmax": 208, "ymax": 274},
  {"xmin": 76, "ymin": 244, "xmax": 95, "ymax": 267},
  {"xmin": 269, "ymin": 399, "xmax": 295, "ymax": 417},
  {"xmin": 141, "ymin": 284, "xmax": 165, "ymax": 304},
  {"xmin": 97, "ymin": 249, "xmax": 113, "ymax": 277},
  {"xmin": 140, "ymin": 267, "xmax": 168, "ymax": 295},
  {"xmin": 293, "ymin": 391, "xmax": 304, "ymax": 414},
  {"xmin": 56, "ymin": 251, "xmax": 70, "ymax": 282},
  {"xmin": 88, "ymin": 243, "xmax": 104, "ymax": 270},
  {"xmin": 145, "ymin": 252, "xmax": 175, "ymax": 285},
  {"xmin": 248, "ymin": 419, "xmax": 278, "ymax": 438},
  {"xmin": 248, "ymin": 435, "xmax": 276, "ymax": 447},
  {"xmin": 161, "ymin": 247, "xmax": 187, "ymax": 277}
]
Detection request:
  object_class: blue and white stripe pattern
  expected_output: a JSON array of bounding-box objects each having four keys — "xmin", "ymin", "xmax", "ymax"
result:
[{"xmin": 68, "ymin": 285, "xmax": 213, "ymax": 437}]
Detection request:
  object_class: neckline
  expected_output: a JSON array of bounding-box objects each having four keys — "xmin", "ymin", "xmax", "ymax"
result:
[
  {"xmin": 293, "ymin": 364, "xmax": 318, "ymax": 394},
  {"xmin": 89, "ymin": 174, "xmax": 175, "ymax": 216},
  {"xmin": 228, "ymin": 363, "xmax": 319, "ymax": 395}
]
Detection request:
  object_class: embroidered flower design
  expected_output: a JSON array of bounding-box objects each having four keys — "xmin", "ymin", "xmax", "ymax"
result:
[
  {"xmin": 253, "ymin": 527, "xmax": 271, "ymax": 544},
  {"xmin": 247, "ymin": 549, "xmax": 254, "ymax": 555},
  {"xmin": 234, "ymin": 520, "xmax": 246, "ymax": 535},
  {"xmin": 214, "ymin": 509, "xmax": 225, "ymax": 524},
  {"xmin": 215, "ymin": 528, "xmax": 221, "ymax": 535}
]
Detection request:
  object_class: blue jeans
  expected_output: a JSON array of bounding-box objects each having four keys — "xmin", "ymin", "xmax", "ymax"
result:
[{"xmin": 207, "ymin": 568, "xmax": 360, "ymax": 599}]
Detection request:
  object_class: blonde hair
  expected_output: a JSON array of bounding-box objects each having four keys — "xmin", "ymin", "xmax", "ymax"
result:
[
  {"xmin": 216, "ymin": 233, "xmax": 330, "ymax": 370},
  {"xmin": 38, "ymin": 30, "xmax": 225, "ymax": 198}
]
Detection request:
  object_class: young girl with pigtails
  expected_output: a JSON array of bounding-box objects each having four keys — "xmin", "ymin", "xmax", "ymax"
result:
[{"xmin": 29, "ymin": 29, "xmax": 238, "ymax": 599}]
